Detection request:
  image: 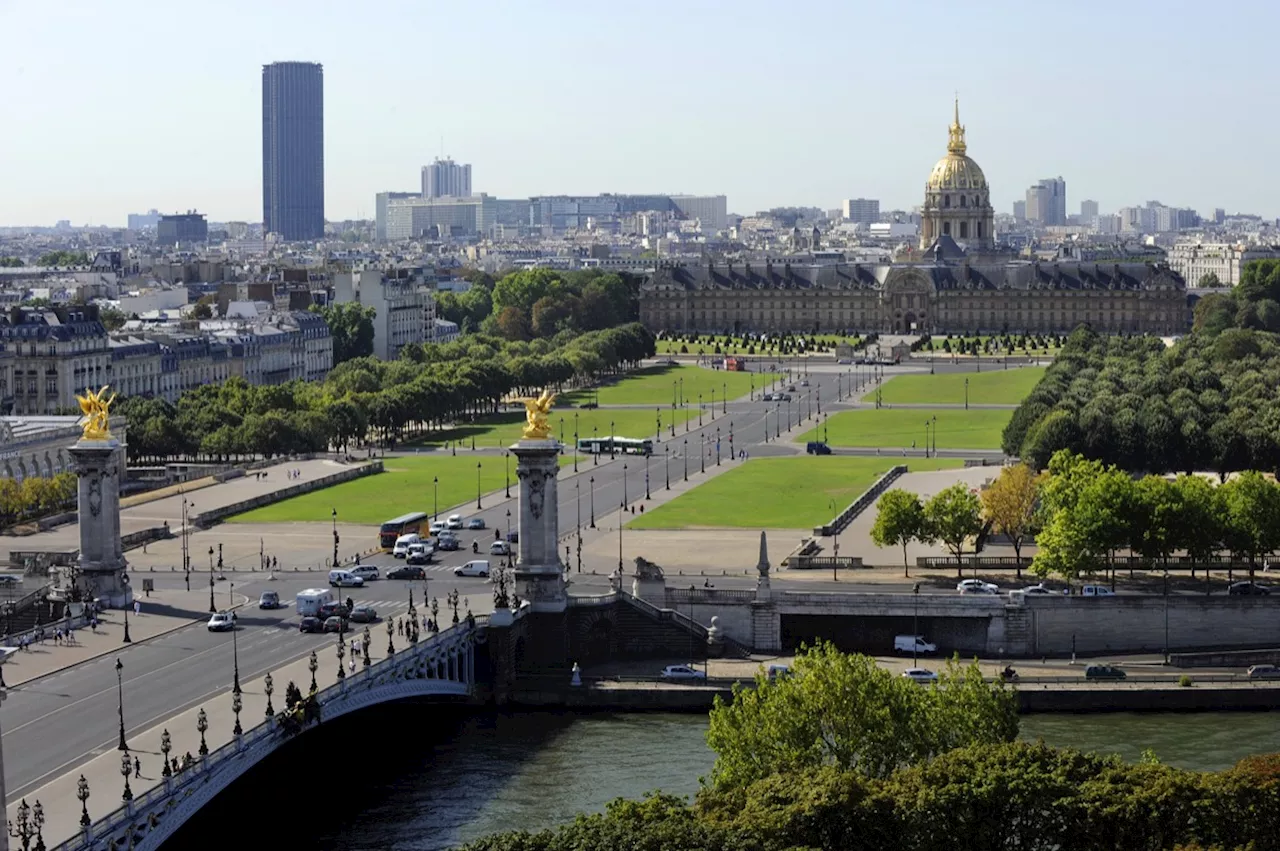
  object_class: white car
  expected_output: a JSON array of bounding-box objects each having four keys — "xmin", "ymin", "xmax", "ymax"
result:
[
  {"xmin": 446, "ymin": 514, "xmax": 464, "ymax": 530},
  {"xmin": 902, "ymin": 667, "xmax": 938, "ymax": 684},
  {"xmin": 429, "ymin": 521, "xmax": 448, "ymax": 536},
  {"xmin": 454, "ymin": 560, "xmax": 490, "ymax": 578},
  {"xmin": 660, "ymin": 664, "xmax": 706, "ymax": 681},
  {"xmin": 207, "ymin": 612, "xmax": 235, "ymax": 632},
  {"xmin": 957, "ymin": 579, "xmax": 999, "ymax": 594},
  {"xmin": 350, "ymin": 565, "xmax": 379, "ymax": 582},
  {"xmin": 1021, "ymin": 584, "xmax": 1054, "ymax": 595},
  {"xmin": 490, "ymin": 540, "xmax": 511, "ymax": 556}
]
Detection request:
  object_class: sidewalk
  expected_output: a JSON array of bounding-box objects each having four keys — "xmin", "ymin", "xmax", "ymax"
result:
[
  {"xmin": 2, "ymin": 588, "xmax": 242, "ymax": 688},
  {"xmin": 18, "ymin": 622, "xmax": 411, "ymax": 848}
]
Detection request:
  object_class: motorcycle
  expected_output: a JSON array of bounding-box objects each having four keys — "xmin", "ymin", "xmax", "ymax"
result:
[
  {"xmin": 472, "ymin": 540, "xmax": 479, "ymax": 554},
  {"xmin": 1000, "ymin": 667, "xmax": 1019, "ymax": 683}
]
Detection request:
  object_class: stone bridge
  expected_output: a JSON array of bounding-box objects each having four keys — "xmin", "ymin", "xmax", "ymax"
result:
[{"xmin": 52, "ymin": 621, "xmax": 483, "ymax": 851}]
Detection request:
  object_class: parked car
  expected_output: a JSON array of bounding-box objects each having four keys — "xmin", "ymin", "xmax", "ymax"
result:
[
  {"xmin": 467, "ymin": 517, "xmax": 486, "ymax": 530},
  {"xmin": 837, "ymin": 359, "xmax": 852, "ymax": 365},
  {"xmin": 447, "ymin": 514, "xmax": 465, "ymax": 530},
  {"xmin": 1079, "ymin": 585, "xmax": 1116, "ymax": 597},
  {"xmin": 779, "ymin": 393, "xmax": 792, "ymax": 401},
  {"xmin": 348, "ymin": 604, "xmax": 378, "ymax": 623},
  {"xmin": 429, "ymin": 521, "xmax": 448, "ymax": 536},
  {"xmin": 387, "ymin": 565, "xmax": 426, "ymax": 580},
  {"xmin": 800, "ymin": 379, "xmax": 810, "ymax": 387},
  {"xmin": 454, "ymin": 560, "xmax": 491, "ymax": 578},
  {"xmin": 1228, "ymin": 581, "xmax": 1270, "ymax": 596},
  {"xmin": 298, "ymin": 616, "xmax": 323, "ymax": 634},
  {"xmin": 1246, "ymin": 664, "xmax": 1280, "ymax": 680},
  {"xmin": 490, "ymin": 540, "xmax": 512, "ymax": 556},
  {"xmin": 350, "ymin": 565, "xmax": 380, "ymax": 582},
  {"xmin": 317, "ymin": 602, "xmax": 351, "ymax": 621},
  {"xmin": 805, "ymin": 441, "xmax": 832, "ymax": 455},
  {"xmin": 322, "ymin": 616, "xmax": 346, "ymax": 633},
  {"xmin": 1020, "ymin": 584, "xmax": 1053, "ymax": 595},
  {"xmin": 957, "ymin": 579, "xmax": 999, "ymax": 594},
  {"xmin": 660, "ymin": 664, "xmax": 706, "ymax": 681},
  {"xmin": 1084, "ymin": 664, "xmax": 1127, "ymax": 680},
  {"xmin": 894, "ymin": 635, "xmax": 936, "ymax": 654},
  {"xmin": 258, "ymin": 591, "xmax": 281, "ymax": 609},
  {"xmin": 207, "ymin": 612, "xmax": 235, "ymax": 632},
  {"xmin": 787, "ymin": 385, "xmax": 797, "ymax": 392},
  {"xmin": 901, "ymin": 667, "xmax": 938, "ymax": 684}
]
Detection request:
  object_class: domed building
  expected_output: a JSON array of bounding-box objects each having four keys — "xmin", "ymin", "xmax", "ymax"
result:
[{"xmin": 919, "ymin": 99, "xmax": 995, "ymax": 250}]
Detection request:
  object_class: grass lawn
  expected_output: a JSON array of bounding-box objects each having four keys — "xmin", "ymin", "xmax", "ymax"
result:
[
  {"xmin": 560, "ymin": 364, "xmax": 779, "ymax": 407},
  {"xmin": 798, "ymin": 408, "xmax": 1011, "ymax": 450},
  {"xmin": 413, "ymin": 407, "xmax": 696, "ymax": 450},
  {"xmin": 228, "ymin": 455, "xmax": 577, "ymax": 525},
  {"xmin": 627, "ymin": 456, "xmax": 963, "ymax": 530},
  {"xmin": 869, "ymin": 367, "xmax": 1045, "ymax": 406}
]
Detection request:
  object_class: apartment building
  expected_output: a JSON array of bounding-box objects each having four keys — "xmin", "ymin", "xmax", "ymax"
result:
[{"xmin": 0, "ymin": 306, "xmax": 110, "ymax": 415}]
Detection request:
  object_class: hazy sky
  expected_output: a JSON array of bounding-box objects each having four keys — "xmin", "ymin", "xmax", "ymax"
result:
[{"xmin": 2, "ymin": 0, "xmax": 1275, "ymax": 227}]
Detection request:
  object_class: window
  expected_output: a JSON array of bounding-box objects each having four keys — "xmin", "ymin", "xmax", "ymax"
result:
[
  {"xmin": 978, "ymin": 222, "xmax": 984, "ymax": 239},
  {"xmin": 960, "ymin": 222, "xmax": 969, "ymax": 239},
  {"xmin": 944, "ymin": 195, "xmax": 951, "ymax": 208},
  {"xmin": 960, "ymin": 195, "xmax": 967, "ymax": 208},
  {"xmin": 943, "ymin": 222, "xmax": 951, "ymax": 235}
]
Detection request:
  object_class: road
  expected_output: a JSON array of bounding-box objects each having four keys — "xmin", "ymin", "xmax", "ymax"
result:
[{"xmin": 0, "ymin": 357, "xmax": 1016, "ymax": 800}]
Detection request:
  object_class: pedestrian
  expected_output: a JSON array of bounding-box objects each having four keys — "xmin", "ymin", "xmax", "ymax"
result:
[
  {"xmin": 272, "ymin": 556, "xmax": 278, "ymax": 570},
  {"xmin": 133, "ymin": 757, "xmax": 141, "ymax": 778},
  {"xmin": 90, "ymin": 615, "xmax": 98, "ymax": 633},
  {"xmin": 349, "ymin": 656, "xmax": 356, "ymax": 673},
  {"xmin": 171, "ymin": 757, "xmax": 180, "ymax": 775},
  {"xmin": 134, "ymin": 600, "xmax": 141, "ymax": 617},
  {"xmin": 53, "ymin": 628, "xmax": 60, "ymax": 646}
]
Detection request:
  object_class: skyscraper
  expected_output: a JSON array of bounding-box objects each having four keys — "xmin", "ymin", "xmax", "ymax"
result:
[
  {"xmin": 421, "ymin": 157, "xmax": 472, "ymax": 198},
  {"xmin": 262, "ymin": 61, "xmax": 325, "ymax": 241}
]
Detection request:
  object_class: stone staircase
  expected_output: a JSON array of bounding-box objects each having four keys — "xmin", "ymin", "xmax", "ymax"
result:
[{"xmin": 617, "ymin": 592, "xmax": 752, "ymax": 658}]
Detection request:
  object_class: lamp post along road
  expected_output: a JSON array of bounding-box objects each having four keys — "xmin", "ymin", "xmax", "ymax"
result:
[
  {"xmin": 114, "ymin": 658, "xmax": 127, "ymax": 751},
  {"xmin": 476, "ymin": 462, "xmax": 483, "ymax": 509}
]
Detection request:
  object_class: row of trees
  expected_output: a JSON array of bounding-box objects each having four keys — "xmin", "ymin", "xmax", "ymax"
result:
[
  {"xmin": 117, "ymin": 324, "xmax": 656, "ymax": 461},
  {"xmin": 657, "ymin": 331, "xmax": 864, "ymax": 355},
  {"xmin": 463, "ymin": 643, "xmax": 1278, "ymax": 851},
  {"xmin": 920, "ymin": 332, "xmax": 1064, "ymax": 355},
  {"xmin": 1003, "ymin": 322, "xmax": 1280, "ymax": 473},
  {"xmin": 870, "ymin": 482, "xmax": 987, "ymax": 575},
  {"xmin": 436, "ymin": 268, "xmax": 640, "ymax": 342},
  {"xmin": 0, "ymin": 474, "xmax": 77, "ymax": 528}
]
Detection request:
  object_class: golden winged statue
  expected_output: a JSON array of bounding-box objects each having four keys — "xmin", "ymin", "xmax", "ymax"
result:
[
  {"xmin": 76, "ymin": 385, "xmax": 116, "ymax": 441},
  {"xmin": 520, "ymin": 388, "xmax": 557, "ymax": 440}
]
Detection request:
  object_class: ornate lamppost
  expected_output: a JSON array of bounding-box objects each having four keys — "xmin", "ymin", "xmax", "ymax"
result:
[
  {"xmin": 308, "ymin": 650, "xmax": 318, "ymax": 692},
  {"xmin": 431, "ymin": 597, "xmax": 439, "ymax": 633},
  {"xmin": 332, "ymin": 508, "xmax": 339, "ymax": 567},
  {"xmin": 197, "ymin": 707, "xmax": 209, "ymax": 756},
  {"xmin": 505, "ymin": 451, "xmax": 511, "ymax": 498},
  {"xmin": 589, "ymin": 476, "xmax": 596, "ymax": 528},
  {"xmin": 208, "ymin": 546, "xmax": 216, "ymax": 613},
  {"xmin": 263, "ymin": 672, "xmax": 275, "ymax": 718},
  {"xmin": 433, "ymin": 476, "xmax": 438, "ymax": 521},
  {"xmin": 449, "ymin": 589, "xmax": 460, "ymax": 625},
  {"xmin": 363, "ymin": 627, "xmax": 372, "ymax": 667},
  {"xmin": 160, "ymin": 729, "xmax": 172, "ymax": 777},
  {"xmin": 231, "ymin": 688, "xmax": 243, "ymax": 737},
  {"xmin": 8, "ymin": 798, "xmax": 46, "ymax": 851},
  {"xmin": 77, "ymin": 775, "xmax": 90, "ymax": 828},
  {"xmin": 120, "ymin": 753, "xmax": 133, "ymax": 802},
  {"xmin": 386, "ymin": 618, "xmax": 395, "ymax": 655},
  {"xmin": 573, "ymin": 411, "xmax": 579, "ymax": 472},
  {"xmin": 476, "ymin": 461, "xmax": 483, "ymax": 510},
  {"xmin": 664, "ymin": 446, "xmax": 670, "ymax": 489},
  {"xmin": 115, "ymin": 658, "xmax": 128, "ymax": 751},
  {"xmin": 336, "ymin": 633, "xmax": 346, "ymax": 681},
  {"xmin": 683, "ymin": 438, "xmax": 688, "ymax": 481}
]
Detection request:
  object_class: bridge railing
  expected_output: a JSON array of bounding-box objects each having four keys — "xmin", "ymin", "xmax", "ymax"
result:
[{"xmin": 52, "ymin": 620, "xmax": 481, "ymax": 851}]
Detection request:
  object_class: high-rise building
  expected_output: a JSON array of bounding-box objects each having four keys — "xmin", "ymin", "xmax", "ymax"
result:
[
  {"xmin": 1080, "ymin": 199, "xmax": 1099, "ymax": 222},
  {"xmin": 156, "ymin": 213, "xmax": 208, "ymax": 246},
  {"xmin": 375, "ymin": 191, "xmax": 417, "ymax": 241},
  {"xmin": 841, "ymin": 198, "xmax": 880, "ymax": 225},
  {"xmin": 262, "ymin": 61, "xmax": 325, "ymax": 241},
  {"xmin": 1012, "ymin": 200, "xmax": 1026, "ymax": 221},
  {"xmin": 670, "ymin": 195, "xmax": 728, "ymax": 232},
  {"xmin": 421, "ymin": 157, "xmax": 472, "ymax": 198},
  {"xmin": 127, "ymin": 209, "xmax": 161, "ymax": 230},
  {"xmin": 1025, "ymin": 184, "xmax": 1049, "ymax": 224}
]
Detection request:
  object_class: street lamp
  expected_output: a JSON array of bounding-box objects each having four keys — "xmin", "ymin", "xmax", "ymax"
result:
[
  {"xmin": 700, "ymin": 435, "xmax": 706, "ymax": 474},
  {"xmin": 715, "ymin": 427, "xmax": 721, "ymax": 466},
  {"xmin": 505, "ymin": 451, "xmax": 511, "ymax": 498},
  {"xmin": 574, "ymin": 412, "xmax": 580, "ymax": 471},
  {"xmin": 363, "ymin": 627, "xmax": 372, "ymax": 667},
  {"xmin": 115, "ymin": 658, "xmax": 128, "ymax": 751},
  {"xmin": 828, "ymin": 498, "xmax": 840, "ymax": 583},
  {"xmin": 665, "ymin": 446, "xmax": 670, "ymax": 490},
  {"xmin": 308, "ymin": 651, "xmax": 318, "ymax": 692},
  {"xmin": 698, "ymin": 394, "xmax": 703, "ymax": 426},
  {"xmin": 610, "ymin": 420, "xmax": 616, "ymax": 459},
  {"xmin": 120, "ymin": 752, "xmax": 133, "ymax": 803},
  {"xmin": 912, "ymin": 583, "xmax": 921, "ymax": 665},
  {"xmin": 332, "ymin": 508, "xmax": 339, "ymax": 567},
  {"xmin": 476, "ymin": 461, "xmax": 483, "ymax": 509},
  {"xmin": 231, "ymin": 688, "xmax": 243, "ymax": 737},
  {"xmin": 8, "ymin": 797, "xmax": 45, "ymax": 851},
  {"xmin": 336, "ymin": 633, "xmax": 346, "ymax": 681},
  {"xmin": 181, "ymin": 495, "xmax": 192, "ymax": 591},
  {"xmin": 924, "ymin": 420, "xmax": 931, "ymax": 459},
  {"xmin": 161, "ymin": 729, "xmax": 172, "ymax": 777},
  {"xmin": 645, "ymin": 452, "xmax": 651, "ymax": 499},
  {"xmin": 683, "ymin": 438, "xmax": 688, "ymax": 481},
  {"xmin": 386, "ymin": 618, "xmax": 395, "ymax": 655},
  {"xmin": 656, "ymin": 407, "xmax": 661, "ymax": 443},
  {"xmin": 589, "ymin": 476, "xmax": 596, "ymax": 528},
  {"xmin": 433, "ymin": 476, "xmax": 438, "ymax": 521},
  {"xmin": 122, "ymin": 599, "xmax": 131, "ymax": 644},
  {"xmin": 618, "ymin": 501, "xmax": 625, "ymax": 574},
  {"xmin": 208, "ymin": 546, "xmax": 215, "ymax": 613},
  {"xmin": 264, "ymin": 672, "xmax": 275, "ymax": 717},
  {"xmin": 623, "ymin": 463, "xmax": 628, "ymax": 506},
  {"xmin": 231, "ymin": 611, "xmax": 240, "ymax": 693},
  {"xmin": 964, "ymin": 377, "xmax": 969, "ymax": 410},
  {"xmin": 196, "ymin": 707, "xmax": 209, "ymax": 757},
  {"xmin": 723, "ymin": 381, "xmax": 727, "ymax": 413},
  {"xmin": 506, "ymin": 509, "xmax": 512, "ymax": 543},
  {"xmin": 931, "ymin": 414, "xmax": 937, "ymax": 456},
  {"xmin": 77, "ymin": 776, "xmax": 90, "ymax": 828}
]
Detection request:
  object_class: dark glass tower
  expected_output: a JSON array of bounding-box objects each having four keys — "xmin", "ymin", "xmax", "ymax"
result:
[{"xmin": 262, "ymin": 61, "xmax": 325, "ymax": 241}]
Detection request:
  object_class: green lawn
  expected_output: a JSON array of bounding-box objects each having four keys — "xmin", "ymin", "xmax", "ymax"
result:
[
  {"xmin": 799, "ymin": 408, "xmax": 1011, "ymax": 450},
  {"xmin": 560, "ymin": 364, "xmax": 779, "ymax": 407},
  {"xmin": 413, "ymin": 407, "xmax": 696, "ymax": 450},
  {"xmin": 228, "ymin": 455, "xmax": 576, "ymax": 525},
  {"xmin": 868, "ymin": 367, "xmax": 1045, "ymax": 406},
  {"xmin": 628, "ymin": 456, "xmax": 963, "ymax": 530}
]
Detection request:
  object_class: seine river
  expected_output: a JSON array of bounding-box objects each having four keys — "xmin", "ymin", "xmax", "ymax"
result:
[{"xmin": 223, "ymin": 709, "xmax": 1279, "ymax": 851}]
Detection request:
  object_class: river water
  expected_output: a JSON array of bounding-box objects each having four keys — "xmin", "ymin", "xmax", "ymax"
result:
[{"xmin": 239, "ymin": 709, "xmax": 1279, "ymax": 851}]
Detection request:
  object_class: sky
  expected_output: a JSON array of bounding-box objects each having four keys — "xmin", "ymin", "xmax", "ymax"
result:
[{"xmin": 1, "ymin": 0, "xmax": 1276, "ymax": 227}]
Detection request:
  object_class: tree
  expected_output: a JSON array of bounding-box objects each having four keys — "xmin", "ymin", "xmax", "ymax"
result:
[
  {"xmin": 312, "ymin": 302, "xmax": 376, "ymax": 364},
  {"xmin": 36, "ymin": 250, "xmax": 89, "ymax": 267},
  {"xmin": 870, "ymin": 489, "xmax": 930, "ymax": 577},
  {"xmin": 495, "ymin": 306, "xmax": 532, "ymax": 341},
  {"xmin": 922, "ymin": 483, "xmax": 984, "ymax": 575},
  {"xmin": 1219, "ymin": 471, "xmax": 1280, "ymax": 577},
  {"xmin": 192, "ymin": 301, "xmax": 213, "ymax": 320},
  {"xmin": 705, "ymin": 642, "xmax": 1017, "ymax": 790},
  {"xmin": 1197, "ymin": 271, "xmax": 1223, "ymax": 288},
  {"xmin": 99, "ymin": 307, "xmax": 127, "ymax": 331},
  {"xmin": 979, "ymin": 463, "xmax": 1042, "ymax": 572},
  {"xmin": 0, "ymin": 257, "xmax": 23, "ymax": 267}
]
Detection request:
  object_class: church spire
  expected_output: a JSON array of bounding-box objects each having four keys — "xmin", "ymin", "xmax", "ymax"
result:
[{"xmin": 947, "ymin": 95, "xmax": 967, "ymax": 156}]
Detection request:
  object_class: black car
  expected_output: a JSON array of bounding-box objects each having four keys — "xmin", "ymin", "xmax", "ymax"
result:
[
  {"xmin": 388, "ymin": 566, "xmax": 426, "ymax": 580},
  {"xmin": 317, "ymin": 602, "xmax": 351, "ymax": 621},
  {"xmin": 806, "ymin": 441, "xmax": 832, "ymax": 455},
  {"xmin": 1228, "ymin": 581, "xmax": 1270, "ymax": 596},
  {"xmin": 299, "ymin": 616, "xmax": 323, "ymax": 634},
  {"xmin": 1084, "ymin": 664, "xmax": 1127, "ymax": 681}
]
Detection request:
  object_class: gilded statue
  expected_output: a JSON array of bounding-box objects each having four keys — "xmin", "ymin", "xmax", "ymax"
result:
[
  {"xmin": 76, "ymin": 385, "xmax": 116, "ymax": 441},
  {"xmin": 520, "ymin": 388, "xmax": 556, "ymax": 440}
]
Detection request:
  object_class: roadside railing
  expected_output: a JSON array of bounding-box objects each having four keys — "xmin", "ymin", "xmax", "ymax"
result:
[
  {"xmin": 514, "ymin": 671, "xmax": 1274, "ymax": 689},
  {"xmin": 814, "ymin": 465, "xmax": 906, "ymax": 537}
]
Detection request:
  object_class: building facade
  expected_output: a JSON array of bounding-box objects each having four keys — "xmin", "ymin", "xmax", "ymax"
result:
[
  {"xmin": 0, "ymin": 306, "xmax": 110, "ymax": 415},
  {"xmin": 1167, "ymin": 242, "xmax": 1280, "ymax": 287},
  {"xmin": 384, "ymin": 195, "xmax": 496, "ymax": 239},
  {"xmin": 262, "ymin": 61, "xmax": 325, "ymax": 241},
  {"xmin": 156, "ymin": 213, "xmax": 208, "ymax": 246},
  {"xmin": 334, "ymin": 269, "xmax": 432, "ymax": 359},
  {"xmin": 421, "ymin": 157, "xmax": 472, "ymax": 198},
  {"xmin": 842, "ymin": 198, "xmax": 881, "ymax": 225},
  {"xmin": 918, "ymin": 100, "xmax": 995, "ymax": 250}
]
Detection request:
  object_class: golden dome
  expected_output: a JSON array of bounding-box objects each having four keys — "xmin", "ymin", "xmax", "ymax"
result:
[{"xmin": 925, "ymin": 98, "xmax": 988, "ymax": 190}]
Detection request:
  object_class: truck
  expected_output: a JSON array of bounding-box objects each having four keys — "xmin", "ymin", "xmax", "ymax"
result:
[
  {"xmin": 894, "ymin": 635, "xmax": 936, "ymax": 655},
  {"xmin": 296, "ymin": 588, "xmax": 335, "ymax": 618}
]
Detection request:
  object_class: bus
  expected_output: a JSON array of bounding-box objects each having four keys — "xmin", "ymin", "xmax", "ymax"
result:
[
  {"xmin": 379, "ymin": 511, "xmax": 429, "ymax": 551},
  {"xmin": 576, "ymin": 437, "xmax": 653, "ymax": 456}
]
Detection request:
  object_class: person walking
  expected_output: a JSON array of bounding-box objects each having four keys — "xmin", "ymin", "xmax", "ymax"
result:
[{"xmin": 134, "ymin": 599, "xmax": 141, "ymax": 617}]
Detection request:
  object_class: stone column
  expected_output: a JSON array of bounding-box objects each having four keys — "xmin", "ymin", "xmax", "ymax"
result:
[
  {"xmin": 510, "ymin": 439, "xmax": 566, "ymax": 613},
  {"xmin": 68, "ymin": 437, "xmax": 132, "ymax": 609}
]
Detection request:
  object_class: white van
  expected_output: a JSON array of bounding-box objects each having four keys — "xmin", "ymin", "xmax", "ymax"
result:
[
  {"xmin": 328, "ymin": 569, "xmax": 365, "ymax": 588},
  {"xmin": 1080, "ymin": 585, "xmax": 1115, "ymax": 597},
  {"xmin": 894, "ymin": 635, "xmax": 937, "ymax": 654},
  {"xmin": 296, "ymin": 588, "xmax": 334, "ymax": 617},
  {"xmin": 454, "ymin": 559, "xmax": 490, "ymax": 578},
  {"xmin": 393, "ymin": 534, "xmax": 421, "ymax": 559}
]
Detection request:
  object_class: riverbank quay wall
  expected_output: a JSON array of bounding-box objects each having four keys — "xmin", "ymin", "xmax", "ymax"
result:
[{"xmin": 645, "ymin": 588, "xmax": 1280, "ymax": 658}]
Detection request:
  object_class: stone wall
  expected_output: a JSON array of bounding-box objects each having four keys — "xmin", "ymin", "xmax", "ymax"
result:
[{"xmin": 194, "ymin": 461, "xmax": 383, "ymax": 527}]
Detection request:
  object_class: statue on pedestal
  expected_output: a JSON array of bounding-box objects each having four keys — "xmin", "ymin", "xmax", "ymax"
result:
[{"xmin": 519, "ymin": 389, "xmax": 556, "ymax": 441}]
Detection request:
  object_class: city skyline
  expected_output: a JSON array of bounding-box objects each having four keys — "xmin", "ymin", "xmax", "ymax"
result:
[{"xmin": 1, "ymin": 0, "xmax": 1276, "ymax": 226}]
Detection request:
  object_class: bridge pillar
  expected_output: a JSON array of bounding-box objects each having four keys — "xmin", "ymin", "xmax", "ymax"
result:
[
  {"xmin": 66, "ymin": 437, "xmax": 132, "ymax": 609},
  {"xmin": 511, "ymin": 439, "xmax": 567, "ymax": 613}
]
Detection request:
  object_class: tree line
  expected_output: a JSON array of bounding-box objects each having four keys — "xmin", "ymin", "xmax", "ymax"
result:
[
  {"xmin": 0, "ymin": 474, "xmax": 77, "ymax": 529},
  {"xmin": 1007, "ymin": 260, "xmax": 1280, "ymax": 473},
  {"xmin": 117, "ymin": 324, "xmax": 655, "ymax": 462},
  {"xmin": 461, "ymin": 643, "xmax": 1277, "ymax": 851}
]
